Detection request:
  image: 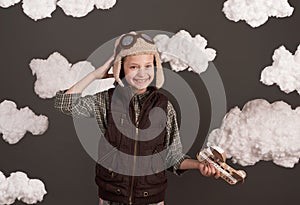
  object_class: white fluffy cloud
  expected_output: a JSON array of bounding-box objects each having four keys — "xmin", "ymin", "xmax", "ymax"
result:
[
  {"xmin": 261, "ymin": 45, "xmax": 300, "ymax": 95},
  {"xmin": 21, "ymin": 0, "xmax": 56, "ymax": 21},
  {"xmin": 0, "ymin": 100, "xmax": 48, "ymax": 144},
  {"xmin": 57, "ymin": 0, "xmax": 117, "ymax": 17},
  {"xmin": 95, "ymin": 0, "xmax": 116, "ymax": 9},
  {"xmin": 223, "ymin": 0, "xmax": 294, "ymax": 28},
  {"xmin": 0, "ymin": 0, "xmax": 117, "ymax": 20},
  {"xmin": 154, "ymin": 30, "xmax": 216, "ymax": 74},
  {"xmin": 207, "ymin": 99, "xmax": 300, "ymax": 168},
  {"xmin": 0, "ymin": 0, "xmax": 20, "ymax": 8},
  {"xmin": 57, "ymin": 0, "xmax": 95, "ymax": 18},
  {"xmin": 0, "ymin": 171, "xmax": 47, "ymax": 205},
  {"xmin": 29, "ymin": 52, "xmax": 114, "ymax": 99}
]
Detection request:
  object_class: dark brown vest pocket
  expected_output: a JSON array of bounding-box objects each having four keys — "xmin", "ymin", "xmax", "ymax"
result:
[
  {"xmin": 96, "ymin": 164, "xmax": 123, "ymax": 183},
  {"xmin": 146, "ymin": 171, "xmax": 167, "ymax": 185}
]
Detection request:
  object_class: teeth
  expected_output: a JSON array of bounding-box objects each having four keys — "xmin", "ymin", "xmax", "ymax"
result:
[{"xmin": 135, "ymin": 79, "xmax": 147, "ymax": 83}]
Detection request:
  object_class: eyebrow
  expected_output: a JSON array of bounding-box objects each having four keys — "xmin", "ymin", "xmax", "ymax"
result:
[{"xmin": 129, "ymin": 62, "xmax": 153, "ymax": 65}]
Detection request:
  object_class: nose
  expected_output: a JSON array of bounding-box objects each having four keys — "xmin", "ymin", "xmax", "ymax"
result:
[{"xmin": 136, "ymin": 67, "xmax": 146, "ymax": 76}]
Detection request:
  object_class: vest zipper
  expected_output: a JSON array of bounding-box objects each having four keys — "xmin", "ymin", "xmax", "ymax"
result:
[
  {"xmin": 129, "ymin": 121, "xmax": 139, "ymax": 205},
  {"xmin": 128, "ymin": 90, "xmax": 156, "ymax": 204}
]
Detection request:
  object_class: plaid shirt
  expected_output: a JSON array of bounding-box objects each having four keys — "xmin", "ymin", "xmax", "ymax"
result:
[{"xmin": 54, "ymin": 88, "xmax": 190, "ymax": 176}]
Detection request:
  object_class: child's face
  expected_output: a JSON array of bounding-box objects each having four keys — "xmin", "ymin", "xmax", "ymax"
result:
[{"xmin": 123, "ymin": 54, "xmax": 155, "ymax": 94}]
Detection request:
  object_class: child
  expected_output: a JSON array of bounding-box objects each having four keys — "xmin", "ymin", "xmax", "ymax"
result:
[{"xmin": 54, "ymin": 31, "xmax": 219, "ymax": 205}]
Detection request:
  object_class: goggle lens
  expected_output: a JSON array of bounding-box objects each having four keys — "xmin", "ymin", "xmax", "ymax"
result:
[{"xmin": 121, "ymin": 35, "xmax": 134, "ymax": 46}]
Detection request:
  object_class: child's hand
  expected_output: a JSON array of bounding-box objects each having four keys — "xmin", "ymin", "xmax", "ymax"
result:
[
  {"xmin": 93, "ymin": 55, "xmax": 114, "ymax": 80},
  {"xmin": 198, "ymin": 162, "xmax": 220, "ymax": 179}
]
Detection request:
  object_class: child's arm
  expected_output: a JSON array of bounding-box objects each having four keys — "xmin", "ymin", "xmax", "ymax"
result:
[
  {"xmin": 65, "ymin": 56, "xmax": 114, "ymax": 94},
  {"xmin": 165, "ymin": 101, "xmax": 220, "ymax": 179},
  {"xmin": 178, "ymin": 158, "xmax": 220, "ymax": 178},
  {"xmin": 54, "ymin": 56, "xmax": 113, "ymax": 118}
]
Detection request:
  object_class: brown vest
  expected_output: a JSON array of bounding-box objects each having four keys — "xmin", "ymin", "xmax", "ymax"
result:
[{"xmin": 95, "ymin": 86, "xmax": 169, "ymax": 205}]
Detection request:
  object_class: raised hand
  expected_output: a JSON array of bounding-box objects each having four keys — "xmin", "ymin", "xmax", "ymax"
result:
[{"xmin": 93, "ymin": 55, "xmax": 115, "ymax": 80}]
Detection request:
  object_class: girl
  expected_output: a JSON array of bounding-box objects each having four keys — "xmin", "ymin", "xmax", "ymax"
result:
[{"xmin": 54, "ymin": 31, "xmax": 219, "ymax": 205}]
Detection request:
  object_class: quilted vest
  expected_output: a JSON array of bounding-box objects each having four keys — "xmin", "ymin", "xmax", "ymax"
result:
[{"xmin": 95, "ymin": 86, "xmax": 169, "ymax": 205}]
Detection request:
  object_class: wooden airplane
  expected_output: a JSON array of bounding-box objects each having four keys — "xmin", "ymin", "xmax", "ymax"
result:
[{"xmin": 196, "ymin": 146, "xmax": 246, "ymax": 185}]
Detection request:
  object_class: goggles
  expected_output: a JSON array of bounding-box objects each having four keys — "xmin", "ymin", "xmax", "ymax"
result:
[{"xmin": 114, "ymin": 32, "xmax": 155, "ymax": 56}]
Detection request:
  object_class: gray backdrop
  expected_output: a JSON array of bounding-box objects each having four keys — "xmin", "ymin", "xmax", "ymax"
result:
[{"xmin": 1, "ymin": 0, "xmax": 300, "ymax": 205}]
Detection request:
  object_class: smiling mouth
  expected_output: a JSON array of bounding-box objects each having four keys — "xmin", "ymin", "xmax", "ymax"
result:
[{"xmin": 133, "ymin": 78, "xmax": 149, "ymax": 83}]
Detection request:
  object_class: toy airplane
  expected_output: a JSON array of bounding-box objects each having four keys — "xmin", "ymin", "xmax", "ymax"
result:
[{"xmin": 196, "ymin": 146, "xmax": 246, "ymax": 185}]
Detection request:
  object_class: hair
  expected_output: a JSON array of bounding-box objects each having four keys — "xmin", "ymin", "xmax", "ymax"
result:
[{"xmin": 119, "ymin": 59, "xmax": 126, "ymax": 80}]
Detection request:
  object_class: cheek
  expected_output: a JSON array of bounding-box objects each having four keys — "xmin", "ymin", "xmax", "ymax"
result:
[
  {"xmin": 148, "ymin": 69, "xmax": 155, "ymax": 78},
  {"xmin": 124, "ymin": 70, "xmax": 136, "ymax": 80}
]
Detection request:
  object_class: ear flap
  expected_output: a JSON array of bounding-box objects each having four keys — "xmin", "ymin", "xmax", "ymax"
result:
[
  {"xmin": 154, "ymin": 53, "xmax": 164, "ymax": 89},
  {"xmin": 113, "ymin": 60, "xmax": 125, "ymax": 87}
]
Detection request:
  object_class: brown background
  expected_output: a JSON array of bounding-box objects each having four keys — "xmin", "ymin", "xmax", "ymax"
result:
[{"xmin": 1, "ymin": 0, "xmax": 300, "ymax": 204}]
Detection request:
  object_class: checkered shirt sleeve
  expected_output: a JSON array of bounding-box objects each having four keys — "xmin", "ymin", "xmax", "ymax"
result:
[
  {"xmin": 54, "ymin": 90, "xmax": 104, "ymax": 116},
  {"xmin": 165, "ymin": 101, "xmax": 191, "ymax": 176}
]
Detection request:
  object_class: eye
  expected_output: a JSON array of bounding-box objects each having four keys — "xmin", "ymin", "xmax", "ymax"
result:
[
  {"xmin": 145, "ymin": 65, "xmax": 153, "ymax": 69},
  {"xmin": 130, "ymin": 66, "xmax": 138, "ymax": 70}
]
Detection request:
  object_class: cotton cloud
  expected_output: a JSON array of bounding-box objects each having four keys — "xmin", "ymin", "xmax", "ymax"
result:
[
  {"xmin": 223, "ymin": 0, "xmax": 294, "ymax": 28},
  {"xmin": 0, "ymin": 0, "xmax": 117, "ymax": 20},
  {"xmin": 207, "ymin": 99, "xmax": 300, "ymax": 168},
  {"xmin": 29, "ymin": 52, "xmax": 114, "ymax": 99},
  {"xmin": 0, "ymin": 100, "xmax": 48, "ymax": 144},
  {"xmin": 57, "ymin": 0, "xmax": 117, "ymax": 17},
  {"xmin": 57, "ymin": 0, "xmax": 95, "ymax": 18},
  {"xmin": 154, "ymin": 30, "xmax": 216, "ymax": 74},
  {"xmin": 261, "ymin": 45, "xmax": 300, "ymax": 95},
  {"xmin": 95, "ymin": 0, "xmax": 116, "ymax": 9},
  {"xmin": 21, "ymin": 0, "xmax": 56, "ymax": 21},
  {"xmin": 0, "ymin": 171, "xmax": 47, "ymax": 205},
  {"xmin": 0, "ymin": 0, "xmax": 20, "ymax": 8}
]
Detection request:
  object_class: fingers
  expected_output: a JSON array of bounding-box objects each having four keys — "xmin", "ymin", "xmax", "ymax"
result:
[
  {"xmin": 214, "ymin": 167, "xmax": 221, "ymax": 179},
  {"xmin": 199, "ymin": 163, "xmax": 210, "ymax": 177},
  {"xmin": 109, "ymin": 55, "xmax": 115, "ymax": 61},
  {"xmin": 104, "ymin": 55, "xmax": 115, "ymax": 67},
  {"xmin": 204, "ymin": 165, "xmax": 211, "ymax": 176},
  {"xmin": 210, "ymin": 164, "xmax": 216, "ymax": 176},
  {"xmin": 199, "ymin": 163, "xmax": 221, "ymax": 179},
  {"xmin": 203, "ymin": 164, "xmax": 213, "ymax": 177},
  {"xmin": 99, "ymin": 198, "xmax": 104, "ymax": 205},
  {"xmin": 209, "ymin": 163, "xmax": 222, "ymax": 179},
  {"xmin": 96, "ymin": 56, "xmax": 115, "ymax": 75}
]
